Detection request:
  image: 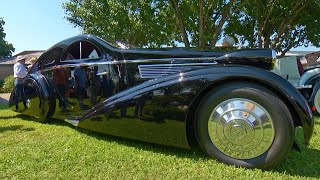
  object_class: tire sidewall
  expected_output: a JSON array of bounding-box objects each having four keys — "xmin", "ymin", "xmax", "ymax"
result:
[
  {"xmin": 196, "ymin": 82, "xmax": 294, "ymax": 169},
  {"xmin": 313, "ymin": 87, "xmax": 320, "ymax": 115}
]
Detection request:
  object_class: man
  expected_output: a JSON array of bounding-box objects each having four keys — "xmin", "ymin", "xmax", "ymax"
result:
[
  {"xmin": 13, "ymin": 55, "xmax": 28, "ymax": 110},
  {"xmin": 74, "ymin": 65, "xmax": 87, "ymax": 110},
  {"xmin": 53, "ymin": 65, "xmax": 68, "ymax": 110}
]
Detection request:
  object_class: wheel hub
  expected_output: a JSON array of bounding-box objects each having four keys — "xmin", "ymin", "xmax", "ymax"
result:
[{"xmin": 208, "ymin": 98, "xmax": 275, "ymax": 159}]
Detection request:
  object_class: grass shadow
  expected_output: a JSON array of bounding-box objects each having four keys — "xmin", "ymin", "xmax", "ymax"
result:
[
  {"xmin": 0, "ymin": 104, "xmax": 9, "ymax": 110},
  {"xmin": 0, "ymin": 125, "xmax": 35, "ymax": 132},
  {"xmin": 272, "ymin": 146, "xmax": 320, "ymax": 178},
  {"xmin": 271, "ymin": 127, "xmax": 320, "ymax": 178}
]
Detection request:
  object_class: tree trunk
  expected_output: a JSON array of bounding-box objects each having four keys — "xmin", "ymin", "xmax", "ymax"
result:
[
  {"xmin": 258, "ymin": 0, "xmax": 278, "ymax": 48},
  {"xmin": 211, "ymin": 0, "xmax": 235, "ymax": 47},
  {"xmin": 280, "ymin": 34, "xmax": 306, "ymax": 56},
  {"xmin": 169, "ymin": 0, "xmax": 190, "ymax": 47},
  {"xmin": 199, "ymin": 0, "xmax": 204, "ymax": 47},
  {"xmin": 272, "ymin": 0, "xmax": 310, "ymax": 48},
  {"xmin": 263, "ymin": 28, "xmax": 272, "ymax": 48}
]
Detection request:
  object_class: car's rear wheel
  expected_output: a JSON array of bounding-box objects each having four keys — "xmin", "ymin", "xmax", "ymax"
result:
[{"xmin": 195, "ymin": 82, "xmax": 294, "ymax": 169}]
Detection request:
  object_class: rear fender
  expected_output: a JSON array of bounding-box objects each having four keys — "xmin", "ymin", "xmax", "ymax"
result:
[{"xmin": 187, "ymin": 66, "xmax": 314, "ymax": 145}]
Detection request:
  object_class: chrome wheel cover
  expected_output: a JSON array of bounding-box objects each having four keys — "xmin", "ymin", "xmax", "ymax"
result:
[{"xmin": 208, "ymin": 98, "xmax": 275, "ymax": 159}]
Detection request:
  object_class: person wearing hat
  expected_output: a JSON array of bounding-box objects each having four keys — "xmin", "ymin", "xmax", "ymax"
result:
[
  {"xmin": 27, "ymin": 56, "xmax": 38, "ymax": 71},
  {"xmin": 13, "ymin": 55, "xmax": 28, "ymax": 110}
]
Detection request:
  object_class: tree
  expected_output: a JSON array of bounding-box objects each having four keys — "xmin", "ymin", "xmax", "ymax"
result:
[
  {"xmin": 64, "ymin": 0, "xmax": 319, "ymax": 54},
  {"xmin": 225, "ymin": 0, "xmax": 320, "ymax": 56},
  {"xmin": 0, "ymin": 18, "xmax": 15, "ymax": 59},
  {"xmin": 64, "ymin": 0, "xmax": 178, "ymax": 48},
  {"xmin": 64, "ymin": 0, "xmax": 250, "ymax": 48}
]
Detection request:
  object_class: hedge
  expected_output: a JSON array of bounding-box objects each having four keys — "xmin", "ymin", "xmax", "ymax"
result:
[{"xmin": 0, "ymin": 75, "xmax": 14, "ymax": 93}]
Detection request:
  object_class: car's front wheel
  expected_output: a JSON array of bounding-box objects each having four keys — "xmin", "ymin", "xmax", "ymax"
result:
[{"xmin": 195, "ymin": 82, "xmax": 294, "ymax": 169}]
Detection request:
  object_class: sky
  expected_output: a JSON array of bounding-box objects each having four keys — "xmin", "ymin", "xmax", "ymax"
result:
[
  {"xmin": 0, "ymin": 0, "xmax": 80, "ymax": 55},
  {"xmin": 0, "ymin": 1, "xmax": 319, "ymax": 55}
]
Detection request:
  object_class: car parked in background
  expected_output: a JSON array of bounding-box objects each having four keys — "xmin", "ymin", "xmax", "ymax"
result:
[
  {"xmin": 10, "ymin": 34, "xmax": 314, "ymax": 169},
  {"xmin": 272, "ymin": 51, "xmax": 320, "ymax": 114}
]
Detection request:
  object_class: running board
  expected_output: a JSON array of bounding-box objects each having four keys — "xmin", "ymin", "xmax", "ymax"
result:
[{"xmin": 65, "ymin": 117, "xmax": 82, "ymax": 126}]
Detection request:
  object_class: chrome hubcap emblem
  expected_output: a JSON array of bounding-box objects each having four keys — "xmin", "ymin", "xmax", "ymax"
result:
[{"xmin": 208, "ymin": 98, "xmax": 274, "ymax": 159}]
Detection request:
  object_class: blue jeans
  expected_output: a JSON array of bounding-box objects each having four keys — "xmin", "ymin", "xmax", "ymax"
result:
[{"xmin": 14, "ymin": 79, "xmax": 27, "ymax": 110}]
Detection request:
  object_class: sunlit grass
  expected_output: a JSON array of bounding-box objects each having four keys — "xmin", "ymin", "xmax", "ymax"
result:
[{"xmin": 0, "ymin": 104, "xmax": 319, "ymax": 179}]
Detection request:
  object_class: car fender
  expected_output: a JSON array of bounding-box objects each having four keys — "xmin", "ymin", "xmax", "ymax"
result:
[
  {"xmin": 80, "ymin": 65, "xmax": 313, "ymax": 145},
  {"xmin": 9, "ymin": 73, "xmax": 55, "ymax": 120},
  {"xmin": 299, "ymin": 68, "xmax": 320, "ymax": 86},
  {"xmin": 308, "ymin": 81, "xmax": 320, "ymax": 106},
  {"xmin": 189, "ymin": 66, "xmax": 313, "ymax": 145}
]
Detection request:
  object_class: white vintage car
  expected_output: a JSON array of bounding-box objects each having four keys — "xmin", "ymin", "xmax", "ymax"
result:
[{"xmin": 272, "ymin": 51, "xmax": 320, "ymax": 114}]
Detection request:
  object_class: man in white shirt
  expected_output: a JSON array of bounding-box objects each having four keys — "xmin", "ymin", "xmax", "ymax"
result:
[{"xmin": 13, "ymin": 55, "xmax": 28, "ymax": 110}]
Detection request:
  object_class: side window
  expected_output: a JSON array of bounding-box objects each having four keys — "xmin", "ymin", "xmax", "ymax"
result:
[
  {"xmin": 38, "ymin": 47, "xmax": 63, "ymax": 69},
  {"xmin": 61, "ymin": 41, "xmax": 102, "ymax": 61}
]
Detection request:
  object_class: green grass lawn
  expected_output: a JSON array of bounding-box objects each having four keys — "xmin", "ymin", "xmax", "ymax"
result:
[{"xmin": 0, "ymin": 104, "xmax": 320, "ymax": 179}]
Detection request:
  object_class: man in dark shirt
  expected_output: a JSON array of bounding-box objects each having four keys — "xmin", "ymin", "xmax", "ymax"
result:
[
  {"xmin": 74, "ymin": 65, "xmax": 87, "ymax": 110},
  {"xmin": 53, "ymin": 65, "xmax": 68, "ymax": 110}
]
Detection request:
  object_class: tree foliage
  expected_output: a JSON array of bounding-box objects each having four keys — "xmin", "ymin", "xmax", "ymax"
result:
[
  {"xmin": 64, "ymin": 0, "xmax": 249, "ymax": 48},
  {"xmin": 225, "ymin": 0, "xmax": 320, "ymax": 55},
  {"xmin": 0, "ymin": 18, "xmax": 15, "ymax": 59},
  {"xmin": 64, "ymin": 0, "xmax": 319, "ymax": 54}
]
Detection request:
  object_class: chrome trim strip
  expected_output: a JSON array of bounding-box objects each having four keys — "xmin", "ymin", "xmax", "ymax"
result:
[
  {"xmin": 65, "ymin": 118, "xmax": 80, "ymax": 126},
  {"xmin": 138, "ymin": 62, "xmax": 218, "ymax": 79},
  {"xmin": 42, "ymin": 58, "xmax": 219, "ymax": 76},
  {"xmin": 60, "ymin": 56, "xmax": 218, "ymax": 64}
]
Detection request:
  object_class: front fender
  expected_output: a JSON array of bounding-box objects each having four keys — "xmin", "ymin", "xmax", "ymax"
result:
[{"xmin": 9, "ymin": 73, "xmax": 55, "ymax": 120}]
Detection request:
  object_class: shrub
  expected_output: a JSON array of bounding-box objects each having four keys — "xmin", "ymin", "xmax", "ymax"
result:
[{"xmin": 0, "ymin": 75, "xmax": 14, "ymax": 93}]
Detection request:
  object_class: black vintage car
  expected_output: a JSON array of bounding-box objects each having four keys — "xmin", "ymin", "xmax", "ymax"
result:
[{"xmin": 10, "ymin": 34, "xmax": 314, "ymax": 169}]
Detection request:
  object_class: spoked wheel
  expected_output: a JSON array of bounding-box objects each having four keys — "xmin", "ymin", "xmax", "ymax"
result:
[{"xmin": 195, "ymin": 82, "xmax": 294, "ymax": 169}]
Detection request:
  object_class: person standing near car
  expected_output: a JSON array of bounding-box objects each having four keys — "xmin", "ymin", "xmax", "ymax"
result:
[
  {"xmin": 74, "ymin": 65, "xmax": 87, "ymax": 110},
  {"xmin": 13, "ymin": 55, "xmax": 28, "ymax": 110},
  {"xmin": 53, "ymin": 65, "xmax": 68, "ymax": 111}
]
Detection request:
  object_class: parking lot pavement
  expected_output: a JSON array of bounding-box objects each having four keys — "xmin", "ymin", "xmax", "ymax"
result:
[{"xmin": 0, "ymin": 93, "xmax": 10, "ymax": 105}]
